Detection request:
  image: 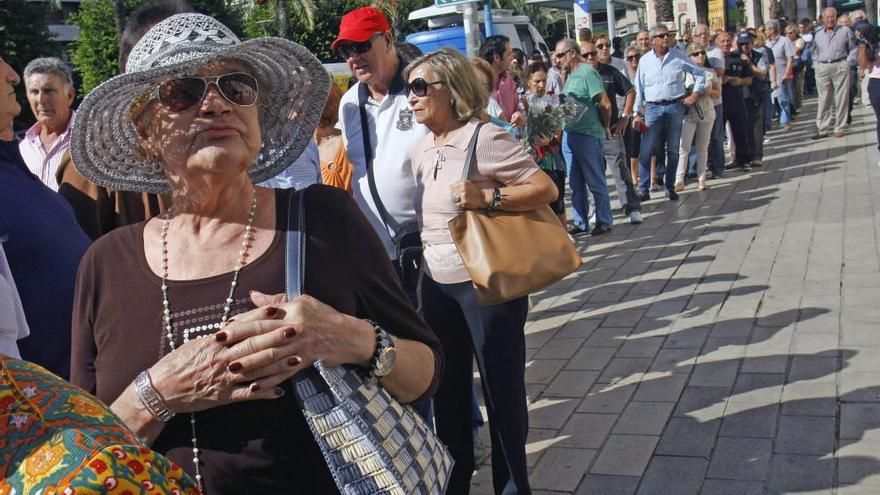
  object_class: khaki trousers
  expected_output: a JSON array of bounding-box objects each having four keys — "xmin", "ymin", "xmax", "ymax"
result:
[{"xmin": 814, "ymin": 60, "xmax": 850, "ymax": 134}]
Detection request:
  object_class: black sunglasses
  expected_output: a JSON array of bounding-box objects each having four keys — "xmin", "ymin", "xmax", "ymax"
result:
[
  {"xmin": 690, "ymin": 50, "xmax": 707, "ymax": 57},
  {"xmin": 335, "ymin": 33, "xmax": 383, "ymax": 60},
  {"xmin": 582, "ymin": 51, "xmax": 598, "ymax": 58},
  {"xmin": 653, "ymin": 33, "xmax": 670, "ymax": 39},
  {"xmin": 595, "ymin": 43, "xmax": 609, "ymax": 49},
  {"xmin": 626, "ymin": 54, "xmax": 640, "ymax": 60},
  {"xmin": 156, "ymin": 72, "xmax": 259, "ymax": 113},
  {"xmin": 405, "ymin": 77, "xmax": 444, "ymax": 97}
]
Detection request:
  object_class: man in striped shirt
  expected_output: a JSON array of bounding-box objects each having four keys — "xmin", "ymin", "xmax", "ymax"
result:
[{"xmin": 18, "ymin": 57, "xmax": 75, "ymax": 191}]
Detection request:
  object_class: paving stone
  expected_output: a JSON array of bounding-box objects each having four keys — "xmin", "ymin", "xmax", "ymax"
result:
[
  {"xmin": 590, "ymin": 435, "xmax": 659, "ymax": 477},
  {"xmin": 616, "ymin": 337, "xmax": 665, "ymax": 358},
  {"xmin": 699, "ymin": 479, "xmax": 764, "ymax": 495},
  {"xmin": 636, "ymin": 456, "xmax": 707, "ymax": 495},
  {"xmin": 655, "ymin": 417, "xmax": 720, "ymax": 457},
  {"xmin": 566, "ymin": 346, "xmax": 617, "ymax": 371},
  {"xmin": 558, "ymin": 413, "xmax": 617, "ymax": 449},
  {"xmin": 557, "ymin": 318, "xmax": 603, "ymax": 339},
  {"xmin": 632, "ymin": 374, "xmax": 689, "ymax": 402},
  {"xmin": 530, "ymin": 447, "xmax": 596, "ymax": 492},
  {"xmin": 575, "ymin": 475, "xmax": 640, "ymax": 495},
  {"xmin": 673, "ymin": 386, "xmax": 730, "ymax": 419},
  {"xmin": 612, "ymin": 401, "xmax": 675, "ymax": 435},
  {"xmin": 719, "ymin": 401, "xmax": 779, "ymax": 438},
  {"xmin": 729, "ymin": 373, "xmax": 785, "ymax": 402},
  {"xmin": 775, "ymin": 415, "xmax": 836, "ymax": 455},
  {"xmin": 525, "ymin": 359, "xmax": 567, "ymax": 384},
  {"xmin": 662, "ymin": 327, "xmax": 710, "ymax": 349},
  {"xmin": 767, "ymin": 454, "xmax": 834, "ymax": 494},
  {"xmin": 689, "ymin": 361, "xmax": 739, "ymax": 387},
  {"xmin": 578, "ymin": 383, "xmax": 637, "ymax": 414},
  {"xmin": 585, "ymin": 327, "xmax": 630, "ymax": 348},
  {"xmin": 544, "ymin": 370, "xmax": 600, "ymax": 398},
  {"xmin": 535, "ymin": 338, "xmax": 586, "ymax": 360},
  {"xmin": 706, "ymin": 437, "xmax": 773, "ymax": 480},
  {"xmin": 841, "ymin": 403, "xmax": 880, "ymax": 439},
  {"xmin": 649, "ymin": 348, "xmax": 698, "ymax": 373},
  {"xmin": 597, "ymin": 358, "xmax": 653, "ymax": 384},
  {"xmin": 529, "ymin": 398, "xmax": 579, "ymax": 429}
]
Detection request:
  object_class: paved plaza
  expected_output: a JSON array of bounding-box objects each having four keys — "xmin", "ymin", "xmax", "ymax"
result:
[{"xmin": 471, "ymin": 98, "xmax": 880, "ymax": 494}]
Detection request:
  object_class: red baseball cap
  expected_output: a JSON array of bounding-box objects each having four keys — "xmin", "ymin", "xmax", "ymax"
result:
[{"xmin": 331, "ymin": 7, "xmax": 390, "ymax": 50}]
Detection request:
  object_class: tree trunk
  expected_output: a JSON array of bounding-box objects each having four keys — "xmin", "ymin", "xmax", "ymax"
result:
[
  {"xmin": 866, "ymin": 0, "xmax": 876, "ymax": 22},
  {"xmin": 753, "ymin": 0, "xmax": 764, "ymax": 26},
  {"xmin": 114, "ymin": 0, "xmax": 126, "ymax": 68},
  {"xmin": 276, "ymin": 0, "xmax": 291, "ymax": 39},
  {"xmin": 807, "ymin": 0, "xmax": 816, "ymax": 20},
  {"xmin": 656, "ymin": 0, "xmax": 674, "ymax": 23},
  {"xmin": 781, "ymin": 0, "xmax": 797, "ymax": 20},
  {"xmin": 695, "ymin": 0, "xmax": 709, "ymax": 24}
]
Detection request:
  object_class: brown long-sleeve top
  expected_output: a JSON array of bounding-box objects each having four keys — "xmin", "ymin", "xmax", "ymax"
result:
[{"xmin": 70, "ymin": 185, "xmax": 443, "ymax": 493}]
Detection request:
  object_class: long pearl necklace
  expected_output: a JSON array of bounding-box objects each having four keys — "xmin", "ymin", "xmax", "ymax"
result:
[{"xmin": 160, "ymin": 192, "xmax": 258, "ymax": 493}]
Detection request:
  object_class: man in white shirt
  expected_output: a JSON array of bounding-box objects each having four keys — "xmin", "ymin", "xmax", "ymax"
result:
[
  {"xmin": 18, "ymin": 57, "xmax": 75, "ymax": 191},
  {"xmin": 334, "ymin": 7, "xmax": 429, "ymax": 278}
]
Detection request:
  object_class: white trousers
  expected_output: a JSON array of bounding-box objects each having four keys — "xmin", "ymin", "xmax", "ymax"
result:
[{"xmin": 677, "ymin": 116, "xmax": 715, "ymax": 183}]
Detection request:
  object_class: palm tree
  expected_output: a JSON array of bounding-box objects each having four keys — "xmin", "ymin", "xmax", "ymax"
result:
[
  {"xmin": 275, "ymin": 0, "xmax": 316, "ymax": 38},
  {"xmin": 655, "ymin": 0, "xmax": 674, "ymax": 23}
]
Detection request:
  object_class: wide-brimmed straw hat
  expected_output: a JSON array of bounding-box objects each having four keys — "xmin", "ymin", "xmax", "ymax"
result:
[{"xmin": 70, "ymin": 13, "xmax": 330, "ymax": 194}]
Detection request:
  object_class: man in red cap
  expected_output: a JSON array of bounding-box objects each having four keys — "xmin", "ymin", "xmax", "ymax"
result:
[{"xmin": 333, "ymin": 7, "xmax": 431, "ymax": 416}]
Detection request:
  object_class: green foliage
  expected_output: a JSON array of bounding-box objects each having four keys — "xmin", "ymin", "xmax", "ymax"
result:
[
  {"xmin": 70, "ymin": 0, "xmax": 245, "ymax": 95},
  {"xmin": 0, "ymin": 0, "xmax": 56, "ymax": 130}
]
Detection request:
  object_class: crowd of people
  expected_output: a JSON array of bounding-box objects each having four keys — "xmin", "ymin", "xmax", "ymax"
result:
[{"xmin": 1, "ymin": 1, "xmax": 879, "ymax": 494}]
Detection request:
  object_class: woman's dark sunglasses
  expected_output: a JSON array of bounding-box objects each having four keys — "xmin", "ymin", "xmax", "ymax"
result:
[
  {"xmin": 690, "ymin": 51, "xmax": 707, "ymax": 57},
  {"xmin": 335, "ymin": 33, "xmax": 382, "ymax": 60},
  {"xmin": 626, "ymin": 55, "xmax": 640, "ymax": 61},
  {"xmin": 156, "ymin": 72, "xmax": 259, "ymax": 112},
  {"xmin": 405, "ymin": 78, "xmax": 444, "ymax": 97}
]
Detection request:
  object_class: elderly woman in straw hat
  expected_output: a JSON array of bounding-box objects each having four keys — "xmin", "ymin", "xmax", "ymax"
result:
[{"xmin": 68, "ymin": 13, "xmax": 442, "ymax": 493}]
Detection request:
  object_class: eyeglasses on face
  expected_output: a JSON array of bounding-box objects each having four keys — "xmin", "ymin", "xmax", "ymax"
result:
[
  {"xmin": 155, "ymin": 72, "xmax": 259, "ymax": 113},
  {"xmin": 653, "ymin": 33, "xmax": 670, "ymax": 39},
  {"xmin": 335, "ymin": 33, "xmax": 383, "ymax": 60},
  {"xmin": 405, "ymin": 77, "xmax": 444, "ymax": 97},
  {"xmin": 596, "ymin": 43, "xmax": 609, "ymax": 49},
  {"xmin": 689, "ymin": 50, "xmax": 707, "ymax": 57},
  {"xmin": 626, "ymin": 54, "xmax": 640, "ymax": 61},
  {"xmin": 582, "ymin": 51, "xmax": 598, "ymax": 58}
]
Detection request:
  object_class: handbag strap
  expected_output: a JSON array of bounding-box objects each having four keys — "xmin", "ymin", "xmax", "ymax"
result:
[
  {"xmin": 285, "ymin": 188, "xmax": 307, "ymax": 300},
  {"xmin": 460, "ymin": 122, "xmax": 487, "ymax": 181}
]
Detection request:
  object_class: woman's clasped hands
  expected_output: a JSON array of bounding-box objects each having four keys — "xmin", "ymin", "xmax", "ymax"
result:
[{"xmin": 147, "ymin": 292, "xmax": 375, "ymax": 415}]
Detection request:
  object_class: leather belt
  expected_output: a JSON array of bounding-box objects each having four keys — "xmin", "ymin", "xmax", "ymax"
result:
[
  {"xmin": 817, "ymin": 57, "xmax": 846, "ymax": 64},
  {"xmin": 647, "ymin": 97, "xmax": 684, "ymax": 105}
]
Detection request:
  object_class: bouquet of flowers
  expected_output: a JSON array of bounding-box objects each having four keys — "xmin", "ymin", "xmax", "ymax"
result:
[{"xmin": 522, "ymin": 94, "xmax": 586, "ymax": 155}]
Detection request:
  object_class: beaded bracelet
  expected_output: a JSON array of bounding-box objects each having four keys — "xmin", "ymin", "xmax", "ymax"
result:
[{"xmin": 134, "ymin": 370, "xmax": 176, "ymax": 422}]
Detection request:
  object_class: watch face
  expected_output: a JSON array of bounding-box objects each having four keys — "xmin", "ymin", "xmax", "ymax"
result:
[{"xmin": 375, "ymin": 347, "xmax": 397, "ymax": 377}]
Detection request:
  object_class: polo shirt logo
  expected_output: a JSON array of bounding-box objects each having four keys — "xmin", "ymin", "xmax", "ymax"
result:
[{"xmin": 396, "ymin": 108, "xmax": 414, "ymax": 131}]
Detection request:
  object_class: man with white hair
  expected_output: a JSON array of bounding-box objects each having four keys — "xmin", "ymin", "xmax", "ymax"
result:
[
  {"xmin": 766, "ymin": 20, "xmax": 797, "ymax": 131},
  {"xmin": 812, "ymin": 7, "xmax": 853, "ymax": 138},
  {"xmin": 19, "ymin": 57, "xmax": 76, "ymax": 191}
]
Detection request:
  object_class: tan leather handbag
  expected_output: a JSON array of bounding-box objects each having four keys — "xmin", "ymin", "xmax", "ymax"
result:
[{"xmin": 448, "ymin": 123, "xmax": 582, "ymax": 305}]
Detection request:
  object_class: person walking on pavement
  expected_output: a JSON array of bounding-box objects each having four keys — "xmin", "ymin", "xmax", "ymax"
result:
[
  {"xmin": 555, "ymin": 38, "xmax": 615, "ymax": 236},
  {"xmin": 584, "ymin": 40, "xmax": 643, "ymax": 224},
  {"xmin": 674, "ymin": 42, "xmax": 720, "ymax": 192},
  {"xmin": 812, "ymin": 7, "xmax": 854, "ymax": 138},
  {"xmin": 633, "ymin": 25, "xmax": 706, "ymax": 201}
]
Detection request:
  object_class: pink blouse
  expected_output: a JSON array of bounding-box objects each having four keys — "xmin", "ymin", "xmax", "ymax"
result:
[{"xmin": 411, "ymin": 119, "xmax": 539, "ymax": 284}]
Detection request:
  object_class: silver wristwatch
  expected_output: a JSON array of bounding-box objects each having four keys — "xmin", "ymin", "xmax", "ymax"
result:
[{"xmin": 365, "ymin": 320, "xmax": 396, "ymax": 384}]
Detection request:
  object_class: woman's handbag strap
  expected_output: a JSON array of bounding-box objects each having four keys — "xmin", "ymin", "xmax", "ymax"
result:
[
  {"xmin": 285, "ymin": 188, "xmax": 308, "ymax": 300},
  {"xmin": 460, "ymin": 122, "xmax": 487, "ymax": 181}
]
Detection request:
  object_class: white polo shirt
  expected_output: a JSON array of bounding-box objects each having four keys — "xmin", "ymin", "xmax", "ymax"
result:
[{"xmin": 338, "ymin": 81, "xmax": 430, "ymax": 259}]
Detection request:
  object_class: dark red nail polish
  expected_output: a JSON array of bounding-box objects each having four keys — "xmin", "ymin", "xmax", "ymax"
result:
[
  {"xmin": 227, "ymin": 362, "xmax": 242, "ymax": 372},
  {"xmin": 214, "ymin": 332, "xmax": 227, "ymax": 342},
  {"xmin": 266, "ymin": 306, "xmax": 278, "ymax": 317},
  {"xmin": 283, "ymin": 328, "xmax": 296, "ymax": 338},
  {"xmin": 274, "ymin": 387, "xmax": 285, "ymax": 397},
  {"xmin": 287, "ymin": 356, "xmax": 301, "ymax": 366},
  {"xmin": 250, "ymin": 383, "xmax": 261, "ymax": 392}
]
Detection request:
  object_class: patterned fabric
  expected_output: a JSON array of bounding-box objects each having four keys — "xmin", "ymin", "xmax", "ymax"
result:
[{"xmin": 0, "ymin": 356, "xmax": 199, "ymax": 495}]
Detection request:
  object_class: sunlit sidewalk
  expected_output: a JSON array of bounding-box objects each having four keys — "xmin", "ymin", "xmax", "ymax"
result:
[{"xmin": 470, "ymin": 97, "xmax": 880, "ymax": 494}]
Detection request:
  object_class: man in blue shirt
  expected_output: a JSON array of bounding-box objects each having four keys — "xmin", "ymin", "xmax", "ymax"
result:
[
  {"xmin": 633, "ymin": 25, "xmax": 706, "ymax": 200},
  {"xmin": 0, "ymin": 55, "xmax": 90, "ymax": 379}
]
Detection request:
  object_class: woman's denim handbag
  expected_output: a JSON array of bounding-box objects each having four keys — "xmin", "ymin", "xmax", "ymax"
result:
[{"xmin": 285, "ymin": 188, "xmax": 453, "ymax": 495}]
